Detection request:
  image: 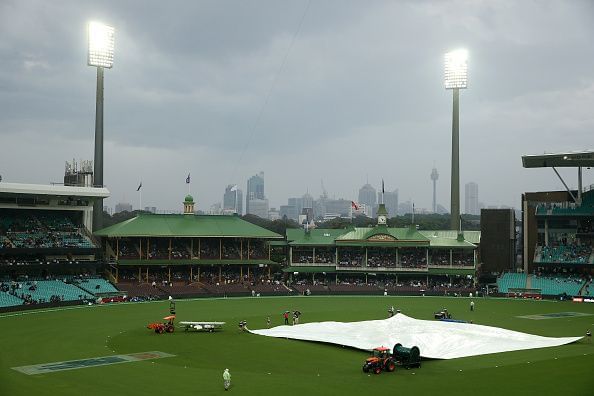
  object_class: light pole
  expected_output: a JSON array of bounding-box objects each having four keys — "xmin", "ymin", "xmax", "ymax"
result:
[
  {"xmin": 88, "ymin": 22, "xmax": 115, "ymax": 231},
  {"xmin": 444, "ymin": 49, "xmax": 468, "ymax": 232}
]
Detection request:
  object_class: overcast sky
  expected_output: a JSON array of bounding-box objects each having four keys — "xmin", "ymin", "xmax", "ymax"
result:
[{"xmin": 1, "ymin": 0, "xmax": 593, "ymax": 213}]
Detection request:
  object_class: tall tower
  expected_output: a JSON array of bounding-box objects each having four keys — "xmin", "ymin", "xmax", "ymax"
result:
[
  {"xmin": 246, "ymin": 172, "xmax": 265, "ymax": 215},
  {"xmin": 430, "ymin": 167, "xmax": 439, "ymax": 213}
]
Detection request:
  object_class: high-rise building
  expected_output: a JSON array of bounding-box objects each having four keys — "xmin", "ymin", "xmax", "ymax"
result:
[
  {"xmin": 379, "ymin": 190, "xmax": 399, "ymax": 218},
  {"xmin": 246, "ymin": 172, "xmax": 265, "ymax": 215},
  {"xmin": 324, "ymin": 199, "xmax": 351, "ymax": 218},
  {"xmin": 280, "ymin": 205, "xmax": 299, "ymax": 221},
  {"xmin": 248, "ymin": 199, "xmax": 269, "ymax": 219},
  {"xmin": 115, "ymin": 202, "xmax": 133, "ymax": 213},
  {"xmin": 144, "ymin": 206, "xmax": 157, "ymax": 213},
  {"xmin": 465, "ymin": 182, "xmax": 479, "ymax": 215},
  {"xmin": 288, "ymin": 197, "xmax": 303, "ymax": 214},
  {"xmin": 358, "ymin": 183, "xmax": 377, "ymax": 209},
  {"xmin": 223, "ymin": 184, "xmax": 243, "ymax": 215}
]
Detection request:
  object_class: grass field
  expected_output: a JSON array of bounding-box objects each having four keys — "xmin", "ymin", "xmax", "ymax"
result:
[{"xmin": 1, "ymin": 296, "xmax": 594, "ymax": 396}]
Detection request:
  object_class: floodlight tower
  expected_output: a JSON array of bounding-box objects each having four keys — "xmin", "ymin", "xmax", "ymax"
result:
[
  {"xmin": 88, "ymin": 22, "xmax": 115, "ymax": 231},
  {"xmin": 430, "ymin": 166, "xmax": 439, "ymax": 213},
  {"xmin": 444, "ymin": 49, "xmax": 468, "ymax": 232}
]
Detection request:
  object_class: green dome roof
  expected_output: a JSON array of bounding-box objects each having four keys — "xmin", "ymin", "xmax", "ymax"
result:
[{"xmin": 184, "ymin": 194, "xmax": 194, "ymax": 203}]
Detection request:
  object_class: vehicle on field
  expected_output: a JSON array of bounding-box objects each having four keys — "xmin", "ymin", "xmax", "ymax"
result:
[
  {"xmin": 362, "ymin": 346, "xmax": 396, "ymax": 374},
  {"xmin": 179, "ymin": 321, "xmax": 226, "ymax": 332},
  {"xmin": 147, "ymin": 315, "xmax": 176, "ymax": 334},
  {"xmin": 392, "ymin": 343, "xmax": 421, "ymax": 369},
  {"xmin": 434, "ymin": 308, "xmax": 452, "ymax": 320}
]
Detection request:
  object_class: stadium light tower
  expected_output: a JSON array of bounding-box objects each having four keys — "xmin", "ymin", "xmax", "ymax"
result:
[
  {"xmin": 88, "ymin": 21, "xmax": 115, "ymax": 231},
  {"xmin": 444, "ymin": 49, "xmax": 468, "ymax": 232}
]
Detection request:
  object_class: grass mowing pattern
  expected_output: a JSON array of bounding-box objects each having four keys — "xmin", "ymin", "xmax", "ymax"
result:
[{"xmin": 1, "ymin": 296, "xmax": 593, "ymax": 395}]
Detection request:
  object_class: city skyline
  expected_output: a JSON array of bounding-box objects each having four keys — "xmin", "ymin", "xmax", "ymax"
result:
[{"xmin": 1, "ymin": 1, "xmax": 593, "ymax": 214}]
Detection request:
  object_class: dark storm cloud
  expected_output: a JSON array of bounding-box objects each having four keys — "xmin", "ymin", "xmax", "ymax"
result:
[{"xmin": 1, "ymin": 0, "xmax": 594, "ymax": 212}]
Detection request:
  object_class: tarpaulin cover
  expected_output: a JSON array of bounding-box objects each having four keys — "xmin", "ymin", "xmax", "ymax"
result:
[{"xmin": 250, "ymin": 313, "xmax": 581, "ymax": 359}]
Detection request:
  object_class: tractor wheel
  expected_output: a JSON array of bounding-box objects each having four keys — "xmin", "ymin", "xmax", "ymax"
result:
[
  {"xmin": 374, "ymin": 367, "xmax": 381, "ymax": 375},
  {"xmin": 156, "ymin": 327, "xmax": 164, "ymax": 334},
  {"xmin": 166, "ymin": 325, "xmax": 174, "ymax": 333},
  {"xmin": 386, "ymin": 362, "xmax": 396, "ymax": 372}
]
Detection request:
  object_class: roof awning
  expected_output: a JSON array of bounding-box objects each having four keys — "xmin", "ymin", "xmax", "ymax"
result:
[{"xmin": 522, "ymin": 150, "xmax": 594, "ymax": 168}]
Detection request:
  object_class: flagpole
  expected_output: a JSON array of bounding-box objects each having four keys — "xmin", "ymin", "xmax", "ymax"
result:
[
  {"xmin": 235, "ymin": 189, "xmax": 238, "ymax": 214},
  {"xmin": 139, "ymin": 189, "xmax": 142, "ymax": 212}
]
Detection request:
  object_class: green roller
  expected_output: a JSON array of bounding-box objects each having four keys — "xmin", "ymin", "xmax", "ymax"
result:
[{"xmin": 392, "ymin": 343, "xmax": 421, "ymax": 369}]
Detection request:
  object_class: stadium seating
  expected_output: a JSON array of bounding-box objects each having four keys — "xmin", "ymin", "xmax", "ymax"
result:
[
  {"xmin": 529, "ymin": 275, "xmax": 585, "ymax": 296},
  {"xmin": 497, "ymin": 273, "xmax": 527, "ymax": 293},
  {"xmin": 14, "ymin": 280, "xmax": 94, "ymax": 303},
  {"xmin": 537, "ymin": 245, "xmax": 591, "ymax": 264},
  {"xmin": 0, "ymin": 209, "xmax": 96, "ymax": 249},
  {"xmin": 73, "ymin": 278, "xmax": 119, "ymax": 295},
  {"xmin": 0, "ymin": 291, "xmax": 24, "ymax": 307}
]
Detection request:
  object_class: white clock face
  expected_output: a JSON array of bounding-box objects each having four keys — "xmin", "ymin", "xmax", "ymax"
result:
[{"xmin": 378, "ymin": 216, "xmax": 386, "ymax": 224}]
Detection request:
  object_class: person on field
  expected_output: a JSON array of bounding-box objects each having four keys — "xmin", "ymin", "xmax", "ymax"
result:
[
  {"xmin": 266, "ymin": 316, "xmax": 271, "ymax": 327},
  {"xmin": 470, "ymin": 301, "xmax": 475, "ymax": 312},
  {"xmin": 283, "ymin": 311, "xmax": 289, "ymax": 325},
  {"xmin": 223, "ymin": 368, "xmax": 231, "ymax": 390}
]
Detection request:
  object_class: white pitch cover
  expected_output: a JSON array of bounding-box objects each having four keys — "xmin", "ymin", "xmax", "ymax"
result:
[{"xmin": 250, "ymin": 313, "xmax": 581, "ymax": 359}]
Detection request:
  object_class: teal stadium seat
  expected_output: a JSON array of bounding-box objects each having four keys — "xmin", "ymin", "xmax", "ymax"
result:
[
  {"xmin": 497, "ymin": 273, "xmax": 527, "ymax": 293},
  {"xmin": 0, "ymin": 291, "xmax": 24, "ymax": 307},
  {"xmin": 530, "ymin": 275, "xmax": 585, "ymax": 296},
  {"xmin": 74, "ymin": 278, "xmax": 119, "ymax": 295},
  {"xmin": 17, "ymin": 280, "xmax": 93, "ymax": 303}
]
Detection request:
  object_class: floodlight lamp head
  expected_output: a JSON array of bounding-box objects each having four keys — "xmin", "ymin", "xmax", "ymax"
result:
[
  {"xmin": 444, "ymin": 49, "xmax": 468, "ymax": 89},
  {"xmin": 88, "ymin": 21, "xmax": 115, "ymax": 68}
]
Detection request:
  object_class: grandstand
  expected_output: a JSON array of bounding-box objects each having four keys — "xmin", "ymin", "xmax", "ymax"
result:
[
  {"xmin": 496, "ymin": 273, "xmax": 527, "ymax": 293},
  {"xmin": 516, "ymin": 151, "xmax": 594, "ymax": 299},
  {"xmin": 285, "ymin": 207, "xmax": 478, "ymax": 285},
  {"xmin": 529, "ymin": 274, "xmax": 584, "ymax": 296}
]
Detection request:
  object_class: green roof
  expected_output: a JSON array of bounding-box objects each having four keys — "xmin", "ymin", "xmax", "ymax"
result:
[
  {"xmin": 184, "ymin": 195, "xmax": 194, "ymax": 203},
  {"xmin": 419, "ymin": 230, "xmax": 481, "ymax": 245},
  {"xmin": 287, "ymin": 228, "xmax": 348, "ymax": 246},
  {"xmin": 336, "ymin": 226, "xmax": 429, "ymax": 244},
  {"xmin": 285, "ymin": 227, "xmax": 480, "ymax": 249},
  {"xmin": 95, "ymin": 214, "xmax": 283, "ymax": 238}
]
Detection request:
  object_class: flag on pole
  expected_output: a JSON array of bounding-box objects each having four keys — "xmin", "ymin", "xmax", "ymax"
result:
[
  {"xmin": 351, "ymin": 201, "xmax": 360, "ymax": 210},
  {"xmin": 186, "ymin": 173, "xmax": 191, "ymax": 184},
  {"xmin": 137, "ymin": 182, "xmax": 142, "ymax": 191},
  {"xmin": 382, "ymin": 179, "xmax": 385, "ymax": 194}
]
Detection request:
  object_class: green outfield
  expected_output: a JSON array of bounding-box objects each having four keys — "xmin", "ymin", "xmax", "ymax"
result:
[{"xmin": 1, "ymin": 296, "xmax": 593, "ymax": 395}]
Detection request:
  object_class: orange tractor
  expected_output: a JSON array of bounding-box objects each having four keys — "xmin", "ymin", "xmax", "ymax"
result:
[
  {"xmin": 147, "ymin": 315, "xmax": 176, "ymax": 334},
  {"xmin": 362, "ymin": 346, "xmax": 396, "ymax": 374}
]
